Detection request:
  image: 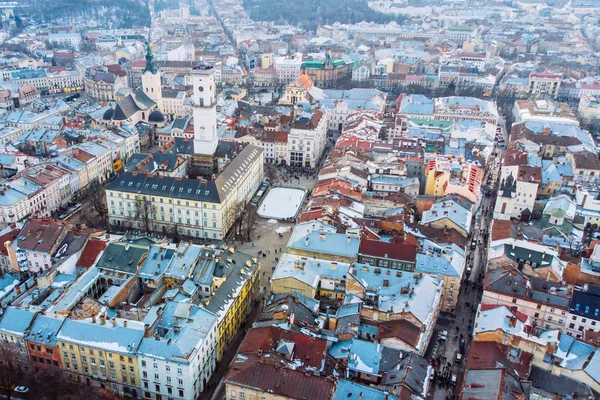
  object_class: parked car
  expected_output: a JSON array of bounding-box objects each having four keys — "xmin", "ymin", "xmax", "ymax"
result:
[
  {"xmin": 460, "ymin": 338, "xmax": 466, "ymax": 349},
  {"xmin": 14, "ymin": 386, "xmax": 29, "ymax": 394},
  {"xmin": 438, "ymin": 330, "xmax": 448, "ymax": 341},
  {"xmin": 455, "ymin": 352, "xmax": 463, "ymax": 363},
  {"xmin": 450, "ymin": 374, "xmax": 457, "ymax": 385}
]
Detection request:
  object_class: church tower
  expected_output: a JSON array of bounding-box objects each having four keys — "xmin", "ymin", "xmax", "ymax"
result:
[
  {"xmin": 191, "ymin": 63, "xmax": 218, "ymax": 155},
  {"xmin": 141, "ymin": 43, "xmax": 162, "ymax": 104}
]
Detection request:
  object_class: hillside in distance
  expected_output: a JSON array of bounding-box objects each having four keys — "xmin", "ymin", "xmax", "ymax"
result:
[
  {"xmin": 243, "ymin": 0, "xmax": 406, "ymax": 32},
  {"xmin": 22, "ymin": 0, "xmax": 151, "ymax": 28}
]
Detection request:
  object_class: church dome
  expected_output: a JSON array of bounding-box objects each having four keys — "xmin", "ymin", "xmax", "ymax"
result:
[
  {"xmin": 148, "ymin": 110, "xmax": 165, "ymax": 123},
  {"xmin": 103, "ymin": 108, "xmax": 114, "ymax": 120}
]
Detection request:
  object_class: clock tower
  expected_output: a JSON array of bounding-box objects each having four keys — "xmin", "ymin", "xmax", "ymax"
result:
[{"xmin": 192, "ymin": 63, "xmax": 218, "ymax": 156}]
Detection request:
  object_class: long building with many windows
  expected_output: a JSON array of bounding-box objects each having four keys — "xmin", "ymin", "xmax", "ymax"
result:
[{"xmin": 105, "ymin": 144, "xmax": 264, "ymax": 239}]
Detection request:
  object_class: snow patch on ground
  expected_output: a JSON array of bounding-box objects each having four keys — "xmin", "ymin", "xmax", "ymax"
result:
[
  {"xmin": 276, "ymin": 226, "xmax": 291, "ymax": 234},
  {"xmin": 258, "ymin": 187, "xmax": 307, "ymax": 220},
  {"xmin": 267, "ymin": 219, "xmax": 278, "ymax": 224}
]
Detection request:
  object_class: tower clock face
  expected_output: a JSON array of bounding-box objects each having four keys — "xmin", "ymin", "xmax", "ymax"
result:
[{"xmin": 198, "ymin": 86, "xmax": 204, "ymax": 92}]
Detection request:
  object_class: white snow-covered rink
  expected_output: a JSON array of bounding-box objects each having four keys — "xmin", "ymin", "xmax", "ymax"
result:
[{"xmin": 257, "ymin": 186, "xmax": 307, "ymax": 220}]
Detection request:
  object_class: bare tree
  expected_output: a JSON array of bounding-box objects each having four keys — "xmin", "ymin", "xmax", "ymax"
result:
[
  {"xmin": 243, "ymin": 204, "xmax": 258, "ymax": 241},
  {"xmin": 88, "ymin": 179, "xmax": 106, "ymax": 216},
  {"xmin": 134, "ymin": 196, "xmax": 155, "ymax": 234},
  {"xmin": 264, "ymin": 164, "xmax": 277, "ymax": 183},
  {"xmin": 171, "ymin": 223, "xmax": 181, "ymax": 243},
  {"xmin": 227, "ymin": 200, "xmax": 247, "ymax": 240},
  {"xmin": 0, "ymin": 341, "xmax": 24, "ymax": 400}
]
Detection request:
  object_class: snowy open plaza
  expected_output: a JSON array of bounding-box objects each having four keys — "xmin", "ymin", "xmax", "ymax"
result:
[{"xmin": 257, "ymin": 186, "xmax": 307, "ymax": 220}]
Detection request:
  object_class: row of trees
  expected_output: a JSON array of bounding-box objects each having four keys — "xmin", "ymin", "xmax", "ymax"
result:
[
  {"xmin": 0, "ymin": 342, "xmax": 121, "ymax": 400},
  {"xmin": 242, "ymin": 0, "xmax": 407, "ymax": 33},
  {"xmin": 228, "ymin": 200, "xmax": 258, "ymax": 242},
  {"xmin": 128, "ymin": 196, "xmax": 259, "ymax": 243}
]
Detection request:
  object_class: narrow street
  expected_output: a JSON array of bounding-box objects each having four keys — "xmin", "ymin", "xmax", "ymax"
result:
[{"xmin": 429, "ymin": 141, "xmax": 504, "ymax": 399}]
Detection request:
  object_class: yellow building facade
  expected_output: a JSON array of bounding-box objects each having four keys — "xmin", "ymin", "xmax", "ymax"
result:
[
  {"xmin": 56, "ymin": 317, "xmax": 144, "ymax": 397},
  {"xmin": 204, "ymin": 255, "xmax": 260, "ymax": 361}
]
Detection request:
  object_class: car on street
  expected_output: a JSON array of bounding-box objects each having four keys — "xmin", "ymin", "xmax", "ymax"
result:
[
  {"xmin": 471, "ymin": 240, "xmax": 477, "ymax": 250},
  {"xmin": 438, "ymin": 330, "xmax": 448, "ymax": 341},
  {"xmin": 460, "ymin": 338, "xmax": 466, "ymax": 349},
  {"xmin": 450, "ymin": 374, "xmax": 457, "ymax": 385},
  {"xmin": 455, "ymin": 352, "xmax": 463, "ymax": 363},
  {"xmin": 14, "ymin": 386, "xmax": 29, "ymax": 393}
]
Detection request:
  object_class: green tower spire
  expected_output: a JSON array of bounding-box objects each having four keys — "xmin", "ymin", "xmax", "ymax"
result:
[{"xmin": 143, "ymin": 42, "xmax": 157, "ymax": 74}]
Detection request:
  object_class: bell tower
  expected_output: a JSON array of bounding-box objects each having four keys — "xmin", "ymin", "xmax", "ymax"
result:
[
  {"xmin": 141, "ymin": 43, "xmax": 162, "ymax": 103},
  {"xmin": 191, "ymin": 63, "xmax": 218, "ymax": 155}
]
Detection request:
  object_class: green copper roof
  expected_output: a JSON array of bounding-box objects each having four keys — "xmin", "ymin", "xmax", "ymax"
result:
[
  {"xmin": 143, "ymin": 42, "xmax": 157, "ymax": 74},
  {"xmin": 408, "ymin": 117, "xmax": 453, "ymax": 129},
  {"xmin": 448, "ymin": 26, "xmax": 475, "ymax": 32}
]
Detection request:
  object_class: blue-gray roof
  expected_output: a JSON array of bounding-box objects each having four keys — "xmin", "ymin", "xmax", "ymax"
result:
[
  {"xmin": 421, "ymin": 199, "xmax": 472, "ymax": 234},
  {"xmin": 399, "ymin": 94, "xmax": 434, "ymax": 115},
  {"xmin": 350, "ymin": 264, "xmax": 442, "ymax": 324},
  {"xmin": 554, "ymin": 334, "xmax": 595, "ymax": 370},
  {"xmin": 542, "ymin": 160, "xmax": 562, "ymax": 184},
  {"xmin": 50, "ymin": 267, "xmax": 101, "ymax": 313},
  {"xmin": 371, "ymin": 176, "xmax": 419, "ymax": 187},
  {"xmin": 57, "ymin": 318, "xmax": 145, "ymax": 354},
  {"xmin": 138, "ymin": 245, "xmax": 175, "ymax": 279},
  {"xmin": 347, "ymin": 339, "xmax": 383, "ymax": 375},
  {"xmin": 0, "ymin": 307, "xmax": 36, "ymax": 337},
  {"xmin": 272, "ymin": 254, "xmax": 352, "ymax": 290},
  {"xmin": 333, "ymin": 380, "xmax": 399, "ymax": 400},
  {"xmin": 24, "ymin": 315, "xmax": 64, "ymax": 347},
  {"xmin": 165, "ymin": 244, "xmax": 203, "ymax": 281},
  {"xmin": 287, "ymin": 230, "xmax": 360, "ymax": 259},
  {"xmin": 584, "ymin": 350, "xmax": 600, "ymax": 384},
  {"xmin": 138, "ymin": 301, "xmax": 217, "ymax": 362},
  {"xmin": 329, "ymin": 340, "xmax": 352, "ymax": 359},
  {"xmin": 415, "ymin": 240, "xmax": 465, "ymax": 278}
]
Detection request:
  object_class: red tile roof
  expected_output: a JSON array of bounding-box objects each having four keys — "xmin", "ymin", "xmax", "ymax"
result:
[
  {"xmin": 480, "ymin": 304, "xmax": 528, "ymax": 323},
  {"xmin": 17, "ymin": 219, "xmax": 68, "ymax": 253},
  {"xmin": 226, "ymin": 326, "xmax": 334, "ymax": 400},
  {"xmin": 374, "ymin": 319, "xmax": 421, "ymax": 348},
  {"xmin": 491, "ymin": 220, "xmax": 513, "ymax": 241},
  {"xmin": 76, "ymin": 239, "xmax": 107, "ymax": 269},
  {"xmin": 359, "ymin": 237, "xmax": 417, "ymax": 262},
  {"xmin": 0, "ymin": 228, "xmax": 19, "ymax": 256},
  {"xmin": 226, "ymin": 359, "xmax": 335, "ymax": 400},
  {"xmin": 465, "ymin": 341, "xmax": 533, "ymax": 378},
  {"xmin": 239, "ymin": 326, "xmax": 327, "ymax": 370}
]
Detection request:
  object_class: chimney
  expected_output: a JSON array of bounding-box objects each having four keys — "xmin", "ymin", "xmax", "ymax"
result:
[
  {"xmin": 100, "ymin": 314, "xmax": 106, "ymax": 325},
  {"xmin": 92, "ymin": 315, "xmax": 96, "ymax": 324},
  {"xmin": 111, "ymin": 317, "xmax": 116, "ymax": 327},
  {"xmin": 144, "ymin": 324, "xmax": 151, "ymax": 338},
  {"xmin": 123, "ymin": 320, "xmax": 128, "ymax": 328},
  {"xmin": 154, "ymin": 333, "xmax": 160, "ymax": 341}
]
